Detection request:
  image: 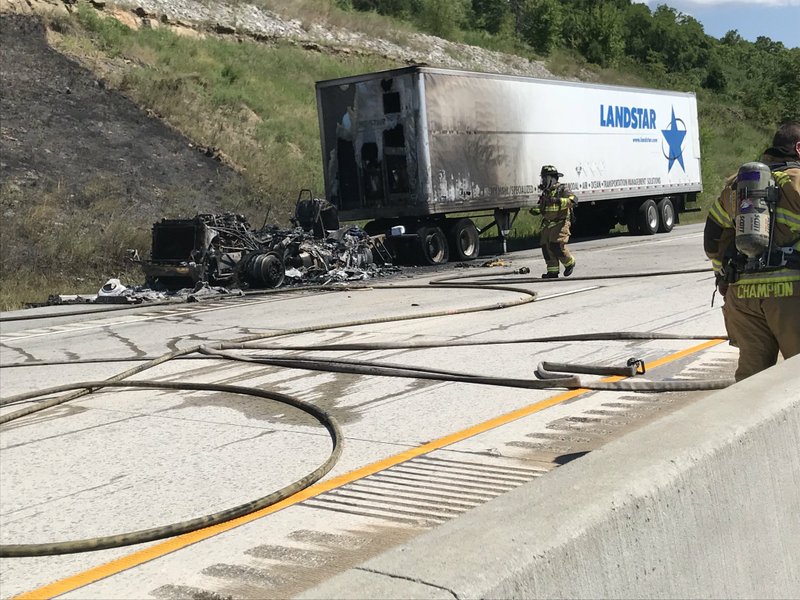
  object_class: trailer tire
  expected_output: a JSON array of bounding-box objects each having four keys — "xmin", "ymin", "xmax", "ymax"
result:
[
  {"xmin": 637, "ymin": 199, "xmax": 660, "ymax": 235},
  {"xmin": 447, "ymin": 218, "xmax": 480, "ymax": 261},
  {"xmin": 417, "ymin": 226, "xmax": 449, "ymax": 265},
  {"xmin": 657, "ymin": 198, "xmax": 675, "ymax": 233}
]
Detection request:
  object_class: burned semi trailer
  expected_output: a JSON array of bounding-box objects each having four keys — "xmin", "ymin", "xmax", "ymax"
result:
[{"xmin": 315, "ymin": 66, "xmax": 702, "ymax": 264}]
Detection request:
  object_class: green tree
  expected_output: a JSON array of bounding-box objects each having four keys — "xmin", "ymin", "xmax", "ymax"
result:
[
  {"xmin": 415, "ymin": 0, "xmax": 469, "ymax": 38},
  {"xmin": 351, "ymin": 0, "xmax": 422, "ymax": 19},
  {"xmin": 516, "ymin": 0, "xmax": 562, "ymax": 54},
  {"xmin": 721, "ymin": 30, "xmax": 743, "ymax": 46},
  {"xmin": 774, "ymin": 49, "xmax": 800, "ymax": 121},
  {"xmin": 621, "ymin": 2, "xmax": 655, "ymax": 63},
  {"xmin": 472, "ymin": 0, "xmax": 514, "ymax": 35},
  {"xmin": 649, "ymin": 5, "xmax": 710, "ymax": 72},
  {"xmin": 753, "ymin": 35, "xmax": 785, "ymax": 54},
  {"xmin": 703, "ymin": 58, "xmax": 727, "ymax": 92},
  {"xmin": 569, "ymin": 2, "xmax": 624, "ymax": 67}
]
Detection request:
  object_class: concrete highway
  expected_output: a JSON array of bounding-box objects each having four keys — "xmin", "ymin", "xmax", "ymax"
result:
[{"xmin": 0, "ymin": 223, "xmax": 739, "ymax": 599}]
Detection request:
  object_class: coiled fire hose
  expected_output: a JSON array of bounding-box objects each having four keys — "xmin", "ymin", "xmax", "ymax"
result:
[
  {"xmin": 0, "ymin": 380, "xmax": 342, "ymax": 558},
  {"xmin": 0, "ymin": 266, "xmax": 731, "ymax": 557}
]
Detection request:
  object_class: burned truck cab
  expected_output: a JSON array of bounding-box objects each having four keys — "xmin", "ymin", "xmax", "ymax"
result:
[{"xmin": 140, "ymin": 214, "xmax": 285, "ymax": 290}]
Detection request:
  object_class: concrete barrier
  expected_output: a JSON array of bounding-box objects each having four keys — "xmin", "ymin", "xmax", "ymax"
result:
[{"xmin": 297, "ymin": 355, "xmax": 800, "ymax": 599}]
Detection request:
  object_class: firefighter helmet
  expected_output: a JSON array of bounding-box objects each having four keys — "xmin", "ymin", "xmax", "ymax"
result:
[{"xmin": 540, "ymin": 165, "xmax": 563, "ymax": 178}]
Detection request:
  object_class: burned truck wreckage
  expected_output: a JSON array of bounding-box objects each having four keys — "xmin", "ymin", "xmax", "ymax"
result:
[{"xmin": 138, "ymin": 196, "xmax": 395, "ymax": 292}]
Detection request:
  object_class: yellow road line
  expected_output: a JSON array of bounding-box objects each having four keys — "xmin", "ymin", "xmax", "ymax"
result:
[{"xmin": 14, "ymin": 338, "xmax": 725, "ymax": 600}]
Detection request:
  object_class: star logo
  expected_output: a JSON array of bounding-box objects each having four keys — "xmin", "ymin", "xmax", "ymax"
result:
[{"xmin": 661, "ymin": 107, "xmax": 687, "ymax": 173}]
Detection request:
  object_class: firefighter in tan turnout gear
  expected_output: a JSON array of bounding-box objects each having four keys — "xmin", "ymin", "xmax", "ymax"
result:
[
  {"xmin": 704, "ymin": 121, "xmax": 800, "ymax": 381},
  {"xmin": 536, "ymin": 165, "xmax": 577, "ymax": 279}
]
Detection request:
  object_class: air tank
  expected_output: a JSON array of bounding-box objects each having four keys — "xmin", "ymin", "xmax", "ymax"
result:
[{"xmin": 734, "ymin": 162, "xmax": 772, "ymax": 258}]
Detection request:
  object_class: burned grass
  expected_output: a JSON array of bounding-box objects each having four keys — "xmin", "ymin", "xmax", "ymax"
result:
[{"xmin": 0, "ymin": 9, "xmax": 400, "ymax": 309}]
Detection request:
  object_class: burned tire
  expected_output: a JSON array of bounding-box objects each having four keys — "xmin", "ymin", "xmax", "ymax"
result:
[
  {"xmin": 416, "ymin": 226, "xmax": 449, "ymax": 265},
  {"xmin": 244, "ymin": 252, "xmax": 285, "ymax": 288},
  {"xmin": 637, "ymin": 199, "xmax": 659, "ymax": 235},
  {"xmin": 657, "ymin": 197, "xmax": 675, "ymax": 233},
  {"xmin": 447, "ymin": 218, "xmax": 480, "ymax": 261}
]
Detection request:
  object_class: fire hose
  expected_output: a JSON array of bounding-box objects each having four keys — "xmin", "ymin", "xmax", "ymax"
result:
[
  {"xmin": 0, "ymin": 380, "xmax": 342, "ymax": 558},
  {"xmin": 0, "ymin": 266, "xmax": 732, "ymax": 557}
]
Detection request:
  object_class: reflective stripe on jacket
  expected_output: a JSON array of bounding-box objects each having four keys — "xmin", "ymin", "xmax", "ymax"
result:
[
  {"xmin": 540, "ymin": 184, "xmax": 575, "ymax": 223},
  {"xmin": 703, "ymin": 155, "xmax": 800, "ymax": 297}
]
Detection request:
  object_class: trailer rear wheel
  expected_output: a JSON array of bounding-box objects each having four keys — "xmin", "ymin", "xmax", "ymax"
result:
[
  {"xmin": 657, "ymin": 198, "xmax": 675, "ymax": 233},
  {"xmin": 447, "ymin": 218, "xmax": 480, "ymax": 261},
  {"xmin": 637, "ymin": 199, "xmax": 660, "ymax": 235},
  {"xmin": 417, "ymin": 226, "xmax": 449, "ymax": 265}
]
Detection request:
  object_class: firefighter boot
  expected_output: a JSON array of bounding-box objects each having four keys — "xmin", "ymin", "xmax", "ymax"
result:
[
  {"xmin": 563, "ymin": 260, "xmax": 575, "ymax": 277},
  {"xmin": 541, "ymin": 272, "xmax": 559, "ymax": 279}
]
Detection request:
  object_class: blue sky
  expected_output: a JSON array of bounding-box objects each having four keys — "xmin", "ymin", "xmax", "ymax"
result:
[{"xmin": 634, "ymin": 0, "xmax": 800, "ymax": 48}]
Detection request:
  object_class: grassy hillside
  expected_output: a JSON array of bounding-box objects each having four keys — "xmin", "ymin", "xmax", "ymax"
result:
[
  {"xmin": 50, "ymin": 4, "xmax": 400, "ymax": 213},
  {"xmin": 0, "ymin": 1, "xmax": 784, "ymax": 309}
]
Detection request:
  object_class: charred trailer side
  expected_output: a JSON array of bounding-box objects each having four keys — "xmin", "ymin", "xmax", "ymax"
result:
[
  {"xmin": 316, "ymin": 66, "xmax": 520, "ymax": 265},
  {"xmin": 315, "ymin": 66, "xmax": 703, "ymax": 264}
]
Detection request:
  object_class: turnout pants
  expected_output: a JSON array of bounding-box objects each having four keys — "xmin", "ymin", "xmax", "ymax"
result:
[
  {"xmin": 722, "ymin": 292, "xmax": 800, "ymax": 381},
  {"xmin": 540, "ymin": 218, "xmax": 574, "ymax": 274}
]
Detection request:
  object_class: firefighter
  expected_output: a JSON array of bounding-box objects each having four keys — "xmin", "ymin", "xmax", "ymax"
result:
[
  {"xmin": 536, "ymin": 165, "xmax": 577, "ymax": 278},
  {"xmin": 704, "ymin": 121, "xmax": 800, "ymax": 381}
]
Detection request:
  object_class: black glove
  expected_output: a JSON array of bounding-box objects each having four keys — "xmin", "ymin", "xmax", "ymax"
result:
[{"xmin": 715, "ymin": 273, "xmax": 728, "ymax": 298}]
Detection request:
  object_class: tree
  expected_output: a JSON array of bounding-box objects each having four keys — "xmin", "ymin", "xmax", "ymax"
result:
[
  {"xmin": 516, "ymin": 0, "xmax": 562, "ymax": 54},
  {"xmin": 647, "ymin": 5, "xmax": 710, "ymax": 73},
  {"xmin": 774, "ymin": 50, "xmax": 800, "ymax": 121},
  {"xmin": 622, "ymin": 2, "xmax": 655, "ymax": 63},
  {"xmin": 703, "ymin": 59, "xmax": 727, "ymax": 92},
  {"xmin": 415, "ymin": 0, "xmax": 469, "ymax": 38},
  {"xmin": 471, "ymin": 0, "xmax": 514, "ymax": 35},
  {"xmin": 577, "ymin": 2, "xmax": 625, "ymax": 67},
  {"xmin": 754, "ymin": 35, "xmax": 785, "ymax": 54},
  {"xmin": 721, "ymin": 30, "xmax": 743, "ymax": 46},
  {"xmin": 351, "ymin": 0, "xmax": 422, "ymax": 19}
]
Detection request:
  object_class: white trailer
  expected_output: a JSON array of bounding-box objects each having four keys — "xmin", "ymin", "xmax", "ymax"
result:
[{"xmin": 315, "ymin": 66, "xmax": 702, "ymax": 264}]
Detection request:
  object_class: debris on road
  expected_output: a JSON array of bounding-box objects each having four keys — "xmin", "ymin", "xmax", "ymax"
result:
[
  {"xmin": 137, "ymin": 200, "xmax": 397, "ymax": 291},
  {"xmin": 47, "ymin": 281, "xmax": 243, "ymax": 306},
  {"xmin": 45, "ymin": 197, "xmax": 400, "ymax": 306}
]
